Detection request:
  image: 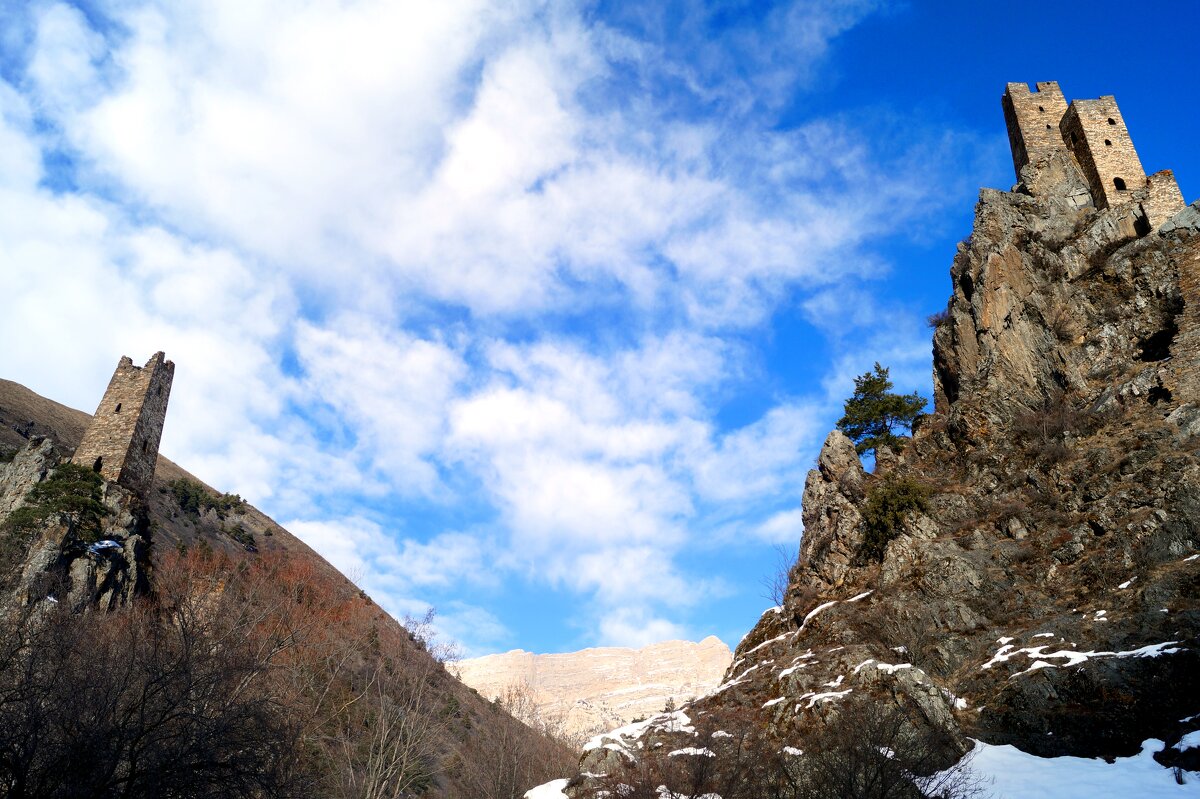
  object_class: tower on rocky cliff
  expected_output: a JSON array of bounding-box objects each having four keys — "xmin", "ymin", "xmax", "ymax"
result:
[
  {"xmin": 72, "ymin": 352, "xmax": 174, "ymax": 498},
  {"xmin": 1003, "ymin": 81, "xmax": 1184, "ymax": 228}
]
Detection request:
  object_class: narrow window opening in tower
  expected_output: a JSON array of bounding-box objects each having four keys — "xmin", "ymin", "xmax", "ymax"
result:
[
  {"xmin": 1114, "ymin": 177, "xmax": 1127, "ymax": 190},
  {"xmin": 1038, "ymin": 105, "xmax": 1045, "ymax": 112},
  {"xmin": 157, "ymin": 385, "xmax": 162, "ymax": 397},
  {"xmin": 114, "ymin": 403, "xmax": 121, "ymax": 413},
  {"xmin": 1105, "ymin": 139, "xmax": 1112, "ymax": 146},
  {"xmin": 1045, "ymin": 124, "xmax": 1051, "ymax": 129},
  {"xmin": 92, "ymin": 457, "xmax": 103, "ymax": 473},
  {"xmin": 142, "ymin": 440, "xmax": 148, "ymax": 454},
  {"xmin": 1108, "ymin": 118, "xmax": 1117, "ymax": 125}
]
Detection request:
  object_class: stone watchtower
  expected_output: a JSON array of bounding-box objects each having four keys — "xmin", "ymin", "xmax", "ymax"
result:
[
  {"xmin": 72, "ymin": 352, "xmax": 174, "ymax": 498},
  {"xmin": 1003, "ymin": 81, "xmax": 1185, "ymax": 228}
]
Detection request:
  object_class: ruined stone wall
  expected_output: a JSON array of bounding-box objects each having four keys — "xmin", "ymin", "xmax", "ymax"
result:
[
  {"xmin": 1143, "ymin": 170, "xmax": 1187, "ymax": 229},
  {"xmin": 71, "ymin": 352, "xmax": 174, "ymax": 498},
  {"xmin": 1002, "ymin": 81, "xmax": 1068, "ymax": 178},
  {"xmin": 1060, "ymin": 96, "xmax": 1147, "ymax": 210}
]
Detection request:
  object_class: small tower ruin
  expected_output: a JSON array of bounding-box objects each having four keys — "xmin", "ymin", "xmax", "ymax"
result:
[
  {"xmin": 1003, "ymin": 81, "xmax": 1185, "ymax": 229},
  {"xmin": 1002, "ymin": 80, "xmax": 1069, "ymax": 176},
  {"xmin": 72, "ymin": 352, "xmax": 174, "ymax": 498}
]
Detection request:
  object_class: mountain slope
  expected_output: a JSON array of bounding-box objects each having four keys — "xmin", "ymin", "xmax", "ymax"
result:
[
  {"xmin": 563, "ymin": 157, "xmax": 1200, "ymax": 796},
  {"xmin": 0, "ymin": 377, "xmax": 574, "ymax": 797}
]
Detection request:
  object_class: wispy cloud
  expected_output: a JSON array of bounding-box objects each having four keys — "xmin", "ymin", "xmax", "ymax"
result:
[{"xmin": 0, "ymin": 0, "xmax": 985, "ymax": 652}]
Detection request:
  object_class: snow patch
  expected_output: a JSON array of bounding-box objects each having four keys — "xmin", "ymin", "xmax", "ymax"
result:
[
  {"xmin": 668, "ymin": 747, "xmax": 715, "ymax": 757},
  {"xmin": 777, "ymin": 661, "xmax": 813, "ymax": 679},
  {"xmin": 799, "ymin": 688, "xmax": 853, "ymax": 708},
  {"xmin": 982, "ymin": 641, "xmax": 1184, "ymax": 674},
  {"xmin": 852, "ymin": 659, "xmax": 911, "ymax": 676},
  {"xmin": 782, "ymin": 746, "xmax": 803, "ymax": 756},
  {"xmin": 1118, "ymin": 577, "xmax": 1137, "ymax": 589},
  {"xmin": 762, "ymin": 697, "xmax": 787, "ymax": 708},
  {"xmin": 745, "ymin": 632, "xmax": 794, "ymax": 656},
  {"xmin": 583, "ymin": 711, "xmax": 696, "ymax": 757},
  {"xmin": 962, "ymin": 738, "xmax": 1200, "ymax": 798},
  {"xmin": 656, "ymin": 788, "xmax": 721, "ymax": 799},
  {"xmin": 524, "ymin": 779, "xmax": 570, "ymax": 799}
]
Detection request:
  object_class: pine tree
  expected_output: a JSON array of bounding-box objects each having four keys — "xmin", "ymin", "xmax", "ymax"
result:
[{"xmin": 836, "ymin": 363, "xmax": 927, "ymax": 456}]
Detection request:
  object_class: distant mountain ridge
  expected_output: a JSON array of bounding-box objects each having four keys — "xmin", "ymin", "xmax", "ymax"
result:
[{"xmin": 454, "ymin": 636, "xmax": 732, "ymax": 738}]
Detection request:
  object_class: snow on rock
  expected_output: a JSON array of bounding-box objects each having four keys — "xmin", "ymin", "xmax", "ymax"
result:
[
  {"xmin": 583, "ymin": 711, "xmax": 696, "ymax": 757},
  {"xmin": 798, "ymin": 688, "xmax": 853, "ymax": 708},
  {"xmin": 782, "ymin": 746, "xmax": 803, "ymax": 756},
  {"xmin": 745, "ymin": 632, "xmax": 795, "ymax": 656},
  {"xmin": 981, "ymin": 640, "xmax": 1183, "ymax": 674},
  {"xmin": 777, "ymin": 661, "xmax": 813, "ymax": 679},
  {"xmin": 762, "ymin": 697, "xmax": 787, "ymax": 708},
  {"xmin": 963, "ymin": 738, "xmax": 1200, "ymax": 797},
  {"xmin": 795, "ymin": 591, "xmax": 873, "ymax": 635},
  {"xmin": 524, "ymin": 778, "xmax": 570, "ymax": 799},
  {"xmin": 852, "ymin": 658, "xmax": 911, "ymax": 676},
  {"xmin": 668, "ymin": 747, "xmax": 715, "ymax": 757},
  {"xmin": 656, "ymin": 788, "xmax": 721, "ymax": 799}
]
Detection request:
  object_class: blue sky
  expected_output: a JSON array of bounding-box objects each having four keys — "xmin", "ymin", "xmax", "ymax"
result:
[{"xmin": 2, "ymin": 0, "xmax": 1197, "ymax": 656}]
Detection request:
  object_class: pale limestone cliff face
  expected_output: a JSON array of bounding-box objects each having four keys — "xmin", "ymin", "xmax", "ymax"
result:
[{"xmin": 453, "ymin": 636, "xmax": 732, "ymax": 738}]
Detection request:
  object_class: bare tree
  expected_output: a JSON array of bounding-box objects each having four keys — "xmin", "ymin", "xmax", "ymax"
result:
[{"xmin": 760, "ymin": 543, "xmax": 799, "ymax": 607}]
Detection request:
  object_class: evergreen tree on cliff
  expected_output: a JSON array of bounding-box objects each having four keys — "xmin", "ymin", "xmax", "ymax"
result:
[{"xmin": 836, "ymin": 363, "xmax": 926, "ymax": 456}]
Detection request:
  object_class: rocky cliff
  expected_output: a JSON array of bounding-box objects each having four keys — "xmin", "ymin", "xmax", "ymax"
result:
[
  {"xmin": 563, "ymin": 142, "xmax": 1200, "ymax": 793},
  {"xmin": 454, "ymin": 637, "xmax": 732, "ymax": 739}
]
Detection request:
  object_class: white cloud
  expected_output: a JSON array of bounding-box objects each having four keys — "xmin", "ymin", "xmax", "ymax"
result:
[
  {"xmin": 755, "ymin": 508, "xmax": 805, "ymax": 545},
  {"xmin": 0, "ymin": 0, "xmax": 984, "ymax": 649},
  {"xmin": 597, "ymin": 607, "xmax": 688, "ymax": 649},
  {"xmin": 294, "ymin": 317, "xmax": 466, "ymax": 498}
]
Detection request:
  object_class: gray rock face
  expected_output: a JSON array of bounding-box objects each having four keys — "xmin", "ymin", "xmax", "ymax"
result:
[
  {"xmin": 0, "ymin": 438, "xmax": 56, "ymax": 518},
  {"xmin": 789, "ymin": 431, "xmax": 865, "ymax": 594},
  {"xmin": 572, "ymin": 128, "xmax": 1199, "ymax": 792},
  {"xmin": 1, "ymin": 441, "xmax": 148, "ymax": 612}
]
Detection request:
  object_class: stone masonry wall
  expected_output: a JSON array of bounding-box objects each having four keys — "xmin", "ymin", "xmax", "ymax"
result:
[
  {"xmin": 1002, "ymin": 81, "xmax": 1069, "ymax": 178},
  {"xmin": 71, "ymin": 352, "xmax": 174, "ymax": 498},
  {"xmin": 1144, "ymin": 170, "xmax": 1187, "ymax": 230},
  {"xmin": 1060, "ymin": 96, "xmax": 1147, "ymax": 210}
]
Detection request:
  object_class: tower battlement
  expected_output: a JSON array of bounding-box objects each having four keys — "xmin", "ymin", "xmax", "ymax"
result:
[
  {"xmin": 1002, "ymin": 81, "xmax": 1069, "ymax": 176},
  {"xmin": 1002, "ymin": 81, "xmax": 1184, "ymax": 228},
  {"xmin": 72, "ymin": 352, "xmax": 174, "ymax": 498}
]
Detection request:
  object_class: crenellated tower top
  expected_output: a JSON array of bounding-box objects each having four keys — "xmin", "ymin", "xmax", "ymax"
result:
[
  {"xmin": 72, "ymin": 352, "xmax": 174, "ymax": 498},
  {"xmin": 1002, "ymin": 81, "xmax": 1184, "ymax": 229}
]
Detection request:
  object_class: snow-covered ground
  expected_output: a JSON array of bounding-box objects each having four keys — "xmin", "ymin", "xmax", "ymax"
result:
[
  {"xmin": 967, "ymin": 738, "xmax": 1199, "ymax": 798},
  {"xmin": 524, "ymin": 778, "xmax": 569, "ymax": 799},
  {"xmin": 525, "ymin": 738, "xmax": 1199, "ymax": 799}
]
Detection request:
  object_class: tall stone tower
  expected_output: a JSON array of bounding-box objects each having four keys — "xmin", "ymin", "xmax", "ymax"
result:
[
  {"xmin": 1001, "ymin": 80, "xmax": 1069, "ymax": 176},
  {"xmin": 1002, "ymin": 81, "xmax": 1185, "ymax": 229},
  {"xmin": 72, "ymin": 352, "xmax": 174, "ymax": 498}
]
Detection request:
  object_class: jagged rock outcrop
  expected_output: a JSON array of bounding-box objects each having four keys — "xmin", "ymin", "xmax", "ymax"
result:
[
  {"xmin": 0, "ymin": 439, "xmax": 150, "ymax": 611},
  {"xmin": 454, "ymin": 637, "xmax": 732, "ymax": 739},
  {"xmin": 567, "ymin": 115, "xmax": 1199, "ymax": 795}
]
